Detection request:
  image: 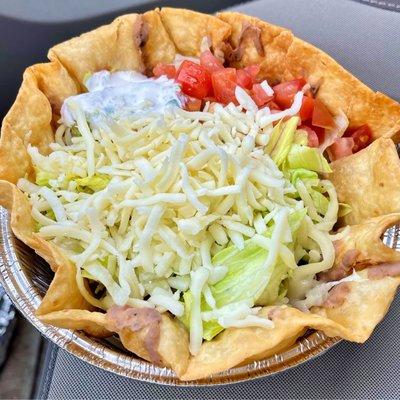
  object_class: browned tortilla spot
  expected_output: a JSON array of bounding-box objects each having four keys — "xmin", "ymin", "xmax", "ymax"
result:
[
  {"xmin": 106, "ymin": 305, "xmax": 162, "ymax": 365},
  {"xmin": 226, "ymin": 22, "xmax": 264, "ymax": 63}
]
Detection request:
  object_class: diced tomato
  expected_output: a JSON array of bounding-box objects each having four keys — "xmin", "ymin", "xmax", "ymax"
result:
[
  {"xmin": 303, "ymin": 121, "xmax": 325, "ymax": 143},
  {"xmin": 312, "ymin": 125, "xmax": 325, "ymax": 143},
  {"xmin": 344, "ymin": 124, "xmax": 372, "ymax": 153},
  {"xmin": 243, "ymin": 65, "xmax": 260, "ymax": 79},
  {"xmin": 200, "ymin": 50, "xmax": 223, "ymax": 74},
  {"xmin": 153, "ymin": 63, "xmax": 176, "ymax": 79},
  {"xmin": 312, "ymin": 98, "xmax": 335, "ymax": 129},
  {"xmin": 251, "ymin": 83, "xmax": 274, "ymax": 107},
  {"xmin": 184, "ymin": 96, "xmax": 202, "ymax": 111},
  {"xmin": 176, "ymin": 60, "xmax": 212, "ymax": 99},
  {"xmin": 327, "ymin": 137, "xmax": 355, "ymax": 161},
  {"xmin": 299, "ymin": 95, "xmax": 314, "ymax": 121},
  {"xmin": 211, "ymin": 68, "xmax": 237, "ymax": 104},
  {"xmin": 236, "ymin": 69, "xmax": 253, "ymax": 89},
  {"xmin": 273, "ymin": 78, "xmax": 306, "ymax": 109},
  {"xmin": 299, "ymin": 125, "xmax": 319, "ymax": 147}
]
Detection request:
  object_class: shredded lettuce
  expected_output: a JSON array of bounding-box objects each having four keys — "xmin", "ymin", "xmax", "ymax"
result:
[
  {"xmin": 270, "ymin": 117, "xmax": 299, "ymax": 167},
  {"xmin": 35, "ymin": 170, "xmax": 56, "ymax": 187},
  {"xmin": 183, "ymin": 209, "xmax": 306, "ymax": 341},
  {"xmin": 71, "ymin": 126, "xmax": 81, "ymax": 137},
  {"xmin": 255, "ymin": 261, "xmax": 290, "ymax": 306},
  {"xmin": 309, "ymin": 190, "xmax": 329, "ymax": 215},
  {"xmin": 288, "ymin": 168, "xmax": 330, "ymax": 216},
  {"xmin": 35, "ymin": 168, "xmax": 109, "ymax": 193},
  {"xmin": 45, "ymin": 209, "xmax": 56, "ymax": 220},
  {"xmin": 287, "ymin": 144, "xmax": 332, "ymax": 173},
  {"xmin": 75, "ymin": 174, "xmax": 110, "ymax": 192},
  {"xmin": 294, "ymin": 129, "xmax": 309, "ymax": 146}
]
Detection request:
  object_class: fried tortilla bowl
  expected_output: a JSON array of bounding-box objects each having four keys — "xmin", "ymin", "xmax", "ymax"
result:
[{"xmin": 1, "ymin": 8, "xmax": 400, "ymax": 383}]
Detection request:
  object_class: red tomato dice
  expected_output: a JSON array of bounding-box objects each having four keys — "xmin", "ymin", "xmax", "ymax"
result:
[
  {"xmin": 211, "ymin": 68, "xmax": 238, "ymax": 104},
  {"xmin": 236, "ymin": 69, "xmax": 253, "ymax": 89},
  {"xmin": 327, "ymin": 137, "xmax": 354, "ymax": 161},
  {"xmin": 344, "ymin": 124, "xmax": 372, "ymax": 153},
  {"xmin": 312, "ymin": 98, "xmax": 335, "ymax": 129},
  {"xmin": 200, "ymin": 50, "xmax": 223, "ymax": 74},
  {"xmin": 273, "ymin": 78, "xmax": 306, "ymax": 109},
  {"xmin": 303, "ymin": 122, "xmax": 325, "ymax": 143},
  {"xmin": 299, "ymin": 125, "xmax": 319, "ymax": 147},
  {"xmin": 251, "ymin": 83, "xmax": 274, "ymax": 107},
  {"xmin": 176, "ymin": 60, "xmax": 212, "ymax": 99},
  {"xmin": 244, "ymin": 65, "xmax": 260, "ymax": 79},
  {"xmin": 184, "ymin": 96, "xmax": 202, "ymax": 111},
  {"xmin": 299, "ymin": 95, "xmax": 314, "ymax": 121},
  {"xmin": 153, "ymin": 63, "xmax": 176, "ymax": 79}
]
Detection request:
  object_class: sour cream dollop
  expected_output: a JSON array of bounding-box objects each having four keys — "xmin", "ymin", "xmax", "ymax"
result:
[{"xmin": 61, "ymin": 70, "xmax": 183, "ymax": 126}]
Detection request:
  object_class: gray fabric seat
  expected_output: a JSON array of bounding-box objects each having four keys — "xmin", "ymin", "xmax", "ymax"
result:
[{"xmin": 34, "ymin": 0, "xmax": 400, "ymax": 398}]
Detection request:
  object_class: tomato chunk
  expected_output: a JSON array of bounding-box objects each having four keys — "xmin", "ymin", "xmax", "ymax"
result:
[
  {"xmin": 312, "ymin": 98, "xmax": 335, "ymax": 129},
  {"xmin": 211, "ymin": 68, "xmax": 237, "ymax": 104},
  {"xmin": 184, "ymin": 96, "xmax": 202, "ymax": 111},
  {"xmin": 236, "ymin": 69, "xmax": 253, "ymax": 89},
  {"xmin": 273, "ymin": 78, "xmax": 306, "ymax": 109},
  {"xmin": 200, "ymin": 50, "xmax": 223, "ymax": 74},
  {"xmin": 243, "ymin": 65, "xmax": 260, "ymax": 79},
  {"xmin": 251, "ymin": 83, "xmax": 274, "ymax": 107},
  {"xmin": 344, "ymin": 124, "xmax": 372, "ymax": 152},
  {"xmin": 176, "ymin": 60, "xmax": 212, "ymax": 99},
  {"xmin": 299, "ymin": 95, "xmax": 314, "ymax": 121},
  {"xmin": 299, "ymin": 125, "xmax": 319, "ymax": 147},
  {"xmin": 327, "ymin": 137, "xmax": 354, "ymax": 161},
  {"xmin": 153, "ymin": 63, "xmax": 176, "ymax": 79},
  {"xmin": 303, "ymin": 122, "xmax": 325, "ymax": 143}
]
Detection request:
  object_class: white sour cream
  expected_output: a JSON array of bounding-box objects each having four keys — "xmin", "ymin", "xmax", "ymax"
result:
[{"xmin": 61, "ymin": 70, "xmax": 183, "ymax": 126}]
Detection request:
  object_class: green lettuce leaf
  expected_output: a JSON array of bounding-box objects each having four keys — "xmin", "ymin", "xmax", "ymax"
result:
[
  {"xmin": 288, "ymin": 168, "xmax": 329, "ymax": 215},
  {"xmin": 287, "ymin": 144, "xmax": 332, "ymax": 173},
  {"xmin": 309, "ymin": 190, "xmax": 329, "ymax": 215},
  {"xmin": 71, "ymin": 126, "xmax": 81, "ymax": 137},
  {"xmin": 183, "ymin": 209, "xmax": 306, "ymax": 341},
  {"xmin": 35, "ymin": 170, "xmax": 56, "ymax": 186},
  {"xmin": 270, "ymin": 117, "xmax": 299, "ymax": 167},
  {"xmin": 294, "ymin": 129, "xmax": 309, "ymax": 145},
  {"xmin": 75, "ymin": 174, "xmax": 110, "ymax": 192},
  {"xmin": 255, "ymin": 261, "xmax": 290, "ymax": 306},
  {"xmin": 265, "ymin": 121, "xmax": 283, "ymax": 155},
  {"xmin": 289, "ymin": 168, "xmax": 318, "ymax": 185}
]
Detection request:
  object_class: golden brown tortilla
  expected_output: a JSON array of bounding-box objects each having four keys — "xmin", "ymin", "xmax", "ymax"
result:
[
  {"xmin": 142, "ymin": 10, "xmax": 176, "ymax": 71},
  {"xmin": 48, "ymin": 14, "xmax": 144, "ymax": 88},
  {"xmin": 1, "ymin": 8, "xmax": 400, "ymax": 381},
  {"xmin": 330, "ymin": 138, "xmax": 400, "ymax": 225}
]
